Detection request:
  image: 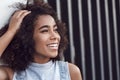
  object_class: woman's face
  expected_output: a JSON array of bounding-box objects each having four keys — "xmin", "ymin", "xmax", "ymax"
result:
[{"xmin": 33, "ymin": 15, "xmax": 61, "ymax": 62}]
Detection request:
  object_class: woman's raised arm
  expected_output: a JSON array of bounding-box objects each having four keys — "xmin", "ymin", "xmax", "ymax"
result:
[{"xmin": 0, "ymin": 10, "xmax": 31, "ymax": 56}]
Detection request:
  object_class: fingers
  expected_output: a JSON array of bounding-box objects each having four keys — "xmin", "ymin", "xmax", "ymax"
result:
[
  {"xmin": 20, "ymin": 10, "xmax": 31, "ymax": 19},
  {"xmin": 8, "ymin": 10, "xmax": 31, "ymax": 33},
  {"xmin": 12, "ymin": 10, "xmax": 31, "ymax": 19},
  {"xmin": 14, "ymin": 10, "xmax": 31, "ymax": 17}
]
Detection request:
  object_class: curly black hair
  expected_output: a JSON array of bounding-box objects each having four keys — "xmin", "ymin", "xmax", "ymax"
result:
[{"xmin": 0, "ymin": 1, "xmax": 68, "ymax": 72}]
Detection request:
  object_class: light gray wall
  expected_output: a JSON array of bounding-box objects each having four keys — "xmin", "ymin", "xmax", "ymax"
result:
[{"xmin": 0, "ymin": 0, "xmax": 26, "ymax": 28}]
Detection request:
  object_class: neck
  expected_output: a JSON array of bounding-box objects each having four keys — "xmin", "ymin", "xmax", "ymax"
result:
[{"xmin": 33, "ymin": 54, "xmax": 51, "ymax": 64}]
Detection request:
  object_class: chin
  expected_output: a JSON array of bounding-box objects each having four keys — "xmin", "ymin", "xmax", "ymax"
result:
[{"xmin": 50, "ymin": 53, "xmax": 58, "ymax": 58}]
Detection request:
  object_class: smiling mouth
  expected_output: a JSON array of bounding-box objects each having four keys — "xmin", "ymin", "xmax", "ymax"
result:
[{"xmin": 47, "ymin": 43, "xmax": 59, "ymax": 50}]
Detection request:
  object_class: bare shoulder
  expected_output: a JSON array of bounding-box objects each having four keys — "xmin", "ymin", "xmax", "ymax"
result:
[
  {"xmin": 0, "ymin": 65, "xmax": 14, "ymax": 80},
  {"xmin": 68, "ymin": 63, "xmax": 82, "ymax": 80}
]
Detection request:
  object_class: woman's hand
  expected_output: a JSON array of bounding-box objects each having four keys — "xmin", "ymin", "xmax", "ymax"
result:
[
  {"xmin": 0, "ymin": 10, "xmax": 31, "ymax": 56},
  {"xmin": 8, "ymin": 10, "xmax": 31, "ymax": 33}
]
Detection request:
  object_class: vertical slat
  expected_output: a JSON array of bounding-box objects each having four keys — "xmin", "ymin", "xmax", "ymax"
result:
[
  {"xmin": 87, "ymin": 0, "xmax": 96, "ymax": 80},
  {"xmin": 112, "ymin": 0, "xmax": 120, "ymax": 80},
  {"xmin": 119, "ymin": 0, "xmax": 120, "ymax": 14},
  {"xmin": 104, "ymin": 0, "xmax": 113, "ymax": 80},
  {"xmin": 78, "ymin": 0, "xmax": 86, "ymax": 80},
  {"xmin": 56, "ymin": 0, "xmax": 61, "ymax": 20},
  {"xmin": 96, "ymin": 0, "xmax": 105, "ymax": 80},
  {"xmin": 67, "ymin": 0, "xmax": 75, "ymax": 63},
  {"xmin": 56, "ymin": 0, "xmax": 65, "ymax": 60}
]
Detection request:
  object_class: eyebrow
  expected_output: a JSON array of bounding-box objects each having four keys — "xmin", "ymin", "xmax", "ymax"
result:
[
  {"xmin": 38, "ymin": 24, "xmax": 57, "ymax": 30},
  {"xmin": 38, "ymin": 25, "xmax": 48, "ymax": 30}
]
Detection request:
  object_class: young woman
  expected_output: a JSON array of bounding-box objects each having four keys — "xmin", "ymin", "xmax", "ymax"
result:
[{"xmin": 0, "ymin": 1, "xmax": 82, "ymax": 80}]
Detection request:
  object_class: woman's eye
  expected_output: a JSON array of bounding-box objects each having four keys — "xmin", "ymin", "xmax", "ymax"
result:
[
  {"xmin": 40, "ymin": 30, "xmax": 48, "ymax": 33},
  {"xmin": 54, "ymin": 29, "xmax": 58, "ymax": 32},
  {"xmin": 54, "ymin": 27, "xmax": 58, "ymax": 32}
]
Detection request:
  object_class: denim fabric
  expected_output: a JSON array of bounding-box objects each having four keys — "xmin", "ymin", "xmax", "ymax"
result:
[
  {"xmin": 13, "ymin": 61, "xmax": 71, "ymax": 80},
  {"xmin": 58, "ymin": 61, "xmax": 71, "ymax": 80}
]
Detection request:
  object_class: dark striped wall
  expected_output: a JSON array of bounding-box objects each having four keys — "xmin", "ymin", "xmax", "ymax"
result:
[{"xmin": 45, "ymin": 0, "xmax": 120, "ymax": 80}]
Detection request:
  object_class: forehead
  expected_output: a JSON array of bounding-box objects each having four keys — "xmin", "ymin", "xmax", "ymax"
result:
[{"xmin": 35, "ymin": 15, "xmax": 56, "ymax": 27}]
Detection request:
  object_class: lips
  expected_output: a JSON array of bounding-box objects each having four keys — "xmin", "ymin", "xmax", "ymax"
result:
[{"xmin": 47, "ymin": 43, "xmax": 59, "ymax": 50}]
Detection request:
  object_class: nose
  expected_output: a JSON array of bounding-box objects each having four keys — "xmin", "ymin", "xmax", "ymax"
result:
[{"xmin": 50, "ymin": 30, "xmax": 60, "ymax": 40}]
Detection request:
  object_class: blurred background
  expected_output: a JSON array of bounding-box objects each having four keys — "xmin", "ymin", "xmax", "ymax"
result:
[
  {"xmin": 0, "ymin": 0, "xmax": 120, "ymax": 80},
  {"xmin": 47, "ymin": 0, "xmax": 120, "ymax": 80}
]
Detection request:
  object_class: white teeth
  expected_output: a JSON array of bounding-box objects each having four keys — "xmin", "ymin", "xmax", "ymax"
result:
[
  {"xmin": 48, "ymin": 43, "xmax": 58, "ymax": 47},
  {"xmin": 47, "ymin": 43, "xmax": 58, "ymax": 49}
]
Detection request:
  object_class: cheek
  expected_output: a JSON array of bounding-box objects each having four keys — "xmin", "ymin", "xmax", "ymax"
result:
[
  {"xmin": 34, "ymin": 35, "xmax": 48, "ymax": 47},
  {"xmin": 34, "ymin": 36, "xmax": 49, "ymax": 54},
  {"xmin": 34, "ymin": 32, "xmax": 45, "ymax": 42},
  {"xmin": 56, "ymin": 32, "xmax": 60, "ymax": 39},
  {"xmin": 58, "ymin": 34, "xmax": 61, "ymax": 41},
  {"xmin": 34, "ymin": 37, "xmax": 44, "ymax": 53}
]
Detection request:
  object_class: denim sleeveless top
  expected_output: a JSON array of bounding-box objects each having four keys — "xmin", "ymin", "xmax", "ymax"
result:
[{"xmin": 13, "ymin": 61, "xmax": 71, "ymax": 80}]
